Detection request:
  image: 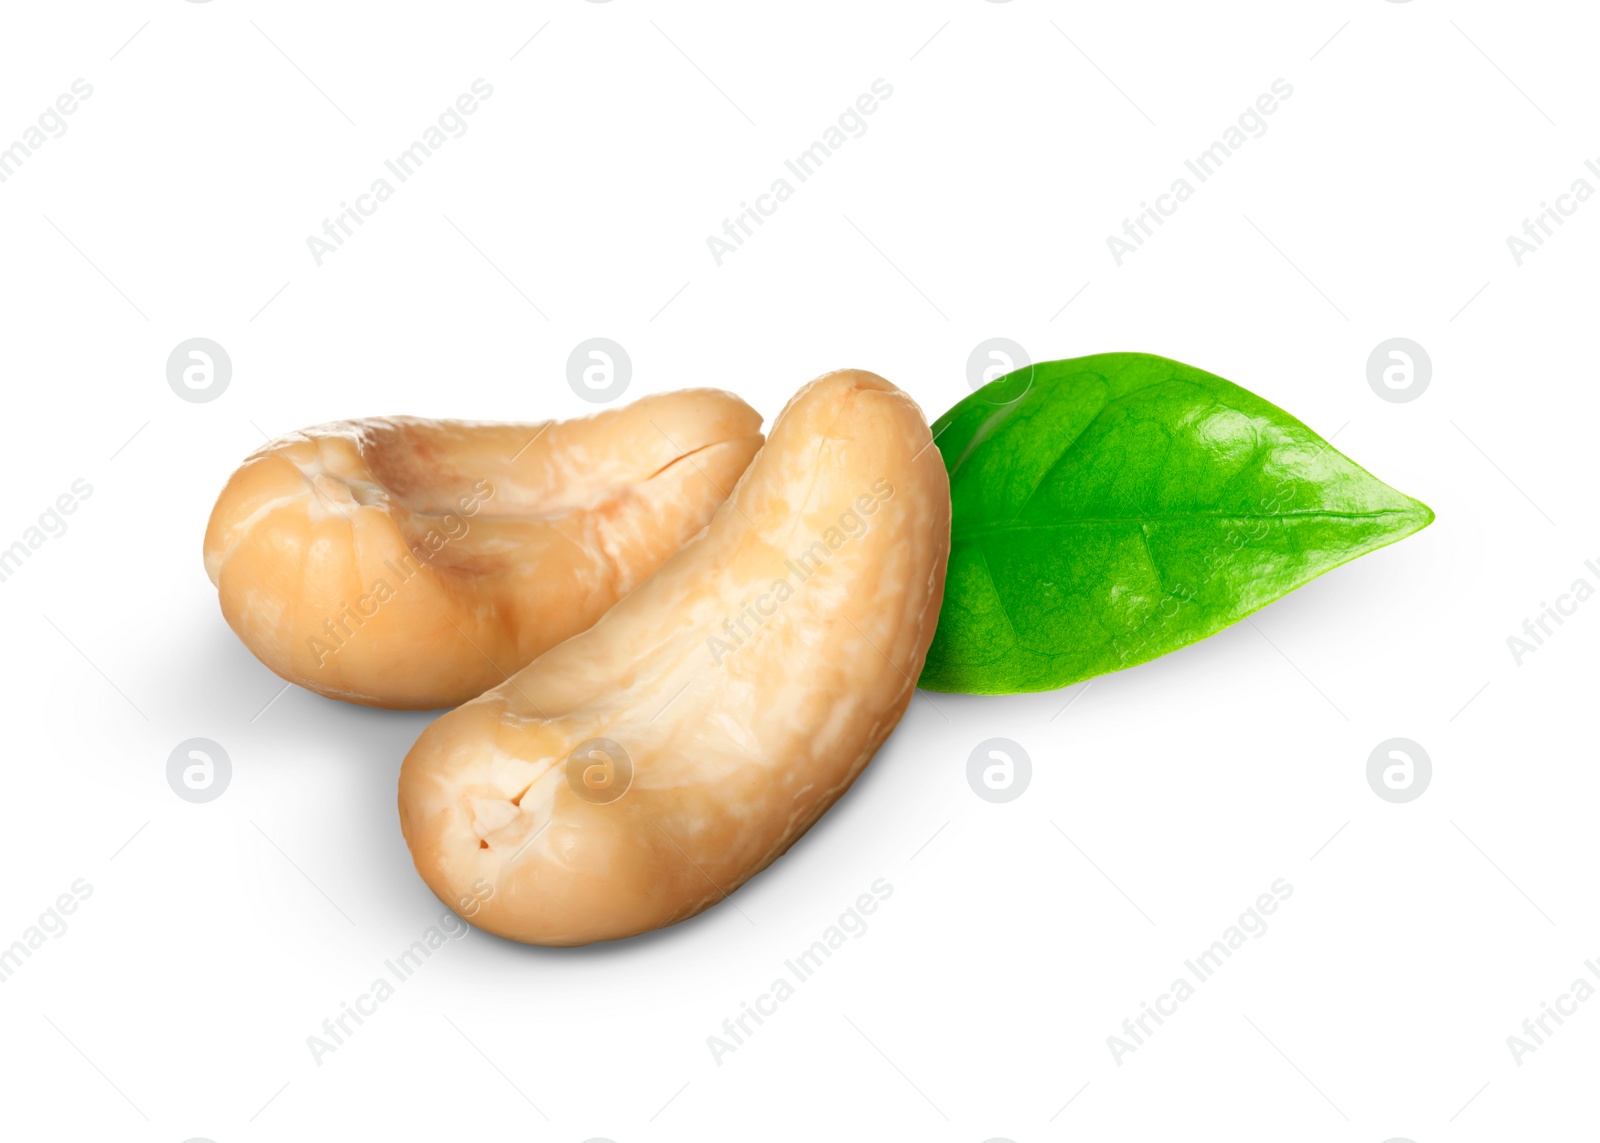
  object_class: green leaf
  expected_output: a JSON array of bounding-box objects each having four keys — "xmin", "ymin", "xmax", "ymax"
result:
[{"xmin": 920, "ymin": 353, "xmax": 1434, "ymax": 694}]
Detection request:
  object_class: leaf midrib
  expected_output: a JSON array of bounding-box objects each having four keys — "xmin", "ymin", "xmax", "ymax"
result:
[{"xmin": 953, "ymin": 506, "xmax": 1425, "ymax": 542}]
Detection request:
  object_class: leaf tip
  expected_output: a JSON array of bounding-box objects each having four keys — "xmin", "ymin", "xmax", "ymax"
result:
[{"xmin": 1407, "ymin": 494, "xmax": 1436, "ymax": 533}]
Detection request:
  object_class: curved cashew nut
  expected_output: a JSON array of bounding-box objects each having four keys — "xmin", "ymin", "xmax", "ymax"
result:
[
  {"xmin": 204, "ymin": 390, "xmax": 763, "ymax": 709},
  {"xmin": 399, "ymin": 370, "xmax": 952, "ymax": 945}
]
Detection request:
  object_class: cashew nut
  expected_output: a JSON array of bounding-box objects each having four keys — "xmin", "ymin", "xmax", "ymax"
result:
[
  {"xmin": 399, "ymin": 370, "xmax": 951, "ymax": 945},
  {"xmin": 204, "ymin": 390, "xmax": 763, "ymax": 709}
]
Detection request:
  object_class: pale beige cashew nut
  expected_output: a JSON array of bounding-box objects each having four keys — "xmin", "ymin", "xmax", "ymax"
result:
[
  {"xmin": 203, "ymin": 390, "xmax": 763, "ymax": 710},
  {"xmin": 399, "ymin": 370, "xmax": 952, "ymax": 945}
]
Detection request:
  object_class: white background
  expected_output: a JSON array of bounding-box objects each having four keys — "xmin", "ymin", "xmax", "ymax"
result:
[{"xmin": 0, "ymin": 1, "xmax": 1595, "ymax": 1140}]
